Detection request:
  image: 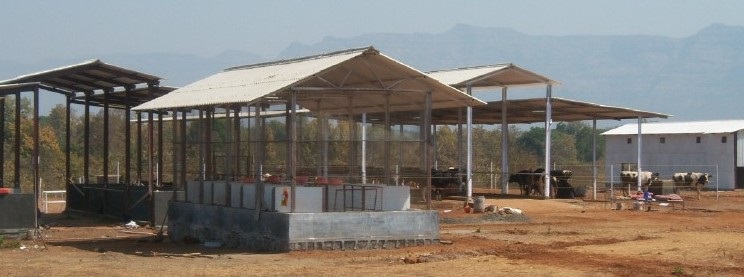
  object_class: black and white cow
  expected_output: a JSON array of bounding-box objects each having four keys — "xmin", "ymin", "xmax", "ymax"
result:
[
  {"xmin": 619, "ymin": 171, "xmax": 659, "ymax": 197},
  {"xmin": 550, "ymin": 169, "xmax": 574, "ymax": 199},
  {"xmin": 672, "ymin": 172, "xmax": 712, "ymax": 200}
]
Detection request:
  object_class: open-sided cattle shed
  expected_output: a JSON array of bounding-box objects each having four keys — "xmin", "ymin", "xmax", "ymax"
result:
[
  {"xmin": 425, "ymin": 64, "xmax": 669, "ymax": 200},
  {"xmin": 0, "ymin": 59, "xmax": 175, "ymax": 228},
  {"xmin": 132, "ymin": 46, "xmax": 486, "ymax": 251}
]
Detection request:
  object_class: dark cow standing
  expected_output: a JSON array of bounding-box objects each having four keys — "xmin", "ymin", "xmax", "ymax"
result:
[
  {"xmin": 619, "ymin": 171, "xmax": 659, "ymax": 197},
  {"xmin": 672, "ymin": 172, "xmax": 712, "ymax": 200},
  {"xmin": 430, "ymin": 167, "xmax": 465, "ymax": 200},
  {"xmin": 508, "ymin": 168, "xmax": 545, "ymax": 197},
  {"xmin": 508, "ymin": 169, "xmax": 534, "ymax": 196}
]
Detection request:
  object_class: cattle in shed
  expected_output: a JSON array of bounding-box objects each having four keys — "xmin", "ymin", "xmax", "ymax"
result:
[
  {"xmin": 619, "ymin": 171, "xmax": 659, "ymax": 197},
  {"xmin": 550, "ymin": 169, "xmax": 574, "ymax": 199},
  {"xmin": 430, "ymin": 167, "xmax": 465, "ymax": 199},
  {"xmin": 508, "ymin": 170, "xmax": 535, "ymax": 196},
  {"xmin": 531, "ymin": 168, "xmax": 546, "ymax": 197},
  {"xmin": 672, "ymin": 172, "xmax": 712, "ymax": 200}
]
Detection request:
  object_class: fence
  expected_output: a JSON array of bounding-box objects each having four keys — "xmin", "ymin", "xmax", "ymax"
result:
[{"xmin": 42, "ymin": 190, "xmax": 66, "ymax": 213}]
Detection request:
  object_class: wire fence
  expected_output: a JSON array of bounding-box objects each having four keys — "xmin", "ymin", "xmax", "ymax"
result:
[{"xmin": 464, "ymin": 163, "xmax": 731, "ymax": 210}]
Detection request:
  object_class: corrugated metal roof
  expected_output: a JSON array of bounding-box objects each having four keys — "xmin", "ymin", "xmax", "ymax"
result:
[
  {"xmin": 426, "ymin": 64, "xmax": 558, "ymax": 89},
  {"xmin": 601, "ymin": 119, "xmax": 744, "ymax": 135},
  {"xmin": 0, "ymin": 59, "xmax": 162, "ymax": 94},
  {"xmin": 133, "ymin": 46, "xmax": 486, "ymax": 114},
  {"xmin": 361, "ymin": 97, "xmax": 670, "ymax": 125}
]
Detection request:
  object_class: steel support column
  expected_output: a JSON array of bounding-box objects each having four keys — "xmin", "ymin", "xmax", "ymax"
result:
[
  {"xmin": 636, "ymin": 116, "xmax": 642, "ymax": 193},
  {"xmin": 500, "ymin": 87, "xmax": 509, "ymax": 194},
  {"xmin": 103, "ymin": 89, "xmax": 110, "ymax": 186},
  {"xmin": 83, "ymin": 92, "xmax": 90, "ymax": 185},
  {"xmin": 543, "ymin": 84, "xmax": 553, "ymax": 199},
  {"xmin": 466, "ymin": 84, "xmax": 473, "ymax": 200},
  {"xmin": 33, "ymin": 88, "xmax": 40, "ymax": 228},
  {"xmin": 0, "ymin": 97, "xmax": 4, "ymax": 187}
]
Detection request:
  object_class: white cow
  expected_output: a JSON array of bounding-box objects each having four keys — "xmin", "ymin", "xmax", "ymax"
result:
[
  {"xmin": 619, "ymin": 171, "xmax": 659, "ymax": 197},
  {"xmin": 672, "ymin": 172, "xmax": 712, "ymax": 200}
]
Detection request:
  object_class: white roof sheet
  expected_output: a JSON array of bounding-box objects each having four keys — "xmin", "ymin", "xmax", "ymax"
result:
[
  {"xmin": 133, "ymin": 46, "xmax": 485, "ymax": 114},
  {"xmin": 601, "ymin": 119, "xmax": 744, "ymax": 135},
  {"xmin": 426, "ymin": 64, "xmax": 557, "ymax": 89}
]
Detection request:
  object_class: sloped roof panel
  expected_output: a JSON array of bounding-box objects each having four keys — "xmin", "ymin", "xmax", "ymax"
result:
[
  {"xmin": 602, "ymin": 120, "xmax": 744, "ymax": 135},
  {"xmin": 133, "ymin": 47, "xmax": 485, "ymax": 113},
  {"xmin": 426, "ymin": 64, "xmax": 557, "ymax": 89},
  {"xmin": 372, "ymin": 97, "xmax": 668, "ymax": 125},
  {"xmin": 134, "ymin": 48, "xmax": 364, "ymax": 111},
  {"xmin": 0, "ymin": 59, "xmax": 161, "ymax": 93}
]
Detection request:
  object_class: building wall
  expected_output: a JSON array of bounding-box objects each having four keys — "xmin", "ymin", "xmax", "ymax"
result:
[{"xmin": 604, "ymin": 132, "xmax": 735, "ymax": 190}]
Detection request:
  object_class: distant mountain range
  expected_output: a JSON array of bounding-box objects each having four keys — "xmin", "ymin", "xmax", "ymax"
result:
[{"xmin": 2, "ymin": 23, "xmax": 743, "ymax": 123}]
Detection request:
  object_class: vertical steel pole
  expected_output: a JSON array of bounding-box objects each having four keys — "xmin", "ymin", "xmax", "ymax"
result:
[
  {"xmin": 637, "ymin": 116, "xmax": 642, "ymax": 193},
  {"xmin": 592, "ymin": 118, "xmax": 598, "ymax": 200},
  {"xmin": 103, "ymin": 89, "xmax": 110, "ymax": 186},
  {"xmin": 466, "ymin": 84, "xmax": 473, "ymax": 200},
  {"xmin": 425, "ymin": 91, "xmax": 433, "ymax": 210},
  {"xmin": 361, "ymin": 113, "xmax": 367, "ymax": 184},
  {"xmin": 0, "ymin": 97, "xmax": 4, "ymax": 187},
  {"xmin": 33, "ymin": 88, "xmax": 40, "ymax": 228},
  {"xmin": 501, "ymin": 87, "xmax": 509, "ymax": 194},
  {"xmin": 83, "ymin": 92, "xmax": 90, "ymax": 185},
  {"xmin": 544, "ymin": 85, "xmax": 553, "ymax": 199}
]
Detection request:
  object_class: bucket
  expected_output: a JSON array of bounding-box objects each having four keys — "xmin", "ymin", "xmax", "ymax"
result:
[
  {"xmin": 473, "ymin": 196, "xmax": 486, "ymax": 213},
  {"xmin": 633, "ymin": 201, "xmax": 643, "ymax": 211}
]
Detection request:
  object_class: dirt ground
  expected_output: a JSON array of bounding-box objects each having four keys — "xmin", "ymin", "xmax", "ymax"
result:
[{"xmin": 2, "ymin": 190, "xmax": 744, "ymax": 277}]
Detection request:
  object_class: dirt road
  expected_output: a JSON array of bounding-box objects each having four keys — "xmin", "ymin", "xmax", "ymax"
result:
[{"xmin": 2, "ymin": 190, "xmax": 743, "ymax": 276}]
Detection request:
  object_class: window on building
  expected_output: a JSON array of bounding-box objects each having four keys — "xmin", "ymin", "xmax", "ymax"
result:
[
  {"xmin": 722, "ymin": 136, "xmax": 727, "ymax": 143},
  {"xmin": 696, "ymin": 137, "xmax": 701, "ymax": 143},
  {"xmin": 660, "ymin": 137, "xmax": 665, "ymax": 143},
  {"xmin": 627, "ymin": 138, "xmax": 632, "ymax": 144}
]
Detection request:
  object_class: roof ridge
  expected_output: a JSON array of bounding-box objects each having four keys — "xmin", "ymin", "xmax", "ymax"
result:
[
  {"xmin": 224, "ymin": 46, "xmax": 377, "ymax": 72},
  {"xmin": 425, "ymin": 63, "xmax": 513, "ymax": 74}
]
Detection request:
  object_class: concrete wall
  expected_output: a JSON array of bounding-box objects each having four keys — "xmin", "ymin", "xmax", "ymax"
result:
[
  {"xmin": 188, "ymin": 181, "xmax": 408, "ymax": 213},
  {"xmin": 0, "ymin": 193, "xmax": 36, "ymax": 233},
  {"xmin": 605, "ymin": 133, "xmax": 734, "ymax": 189},
  {"xmin": 153, "ymin": 191, "xmax": 184, "ymax": 228},
  {"xmin": 326, "ymin": 185, "xmax": 410, "ymax": 212},
  {"xmin": 168, "ymin": 201, "xmax": 438, "ymax": 252}
]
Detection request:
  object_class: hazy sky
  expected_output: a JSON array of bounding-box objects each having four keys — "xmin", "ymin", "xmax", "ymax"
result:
[{"xmin": 2, "ymin": 0, "xmax": 744, "ymax": 62}]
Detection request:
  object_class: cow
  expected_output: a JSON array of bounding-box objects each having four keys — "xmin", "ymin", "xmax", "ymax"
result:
[
  {"xmin": 672, "ymin": 172, "xmax": 712, "ymax": 200},
  {"xmin": 550, "ymin": 169, "xmax": 574, "ymax": 199},
  {"xmin": 531, "ymin": 168, "xmax": 547, "ymax": 197},
  {"xmin": 619, "ymin": 171, "xmax": 659, "ymax": 197},
  {"xmin": 509, "ymin": 170, "xmax": 535, "ymax": 196},
  {"xmin": 430, "ymin": 167, "xmax": 465, "ymax": 200}
]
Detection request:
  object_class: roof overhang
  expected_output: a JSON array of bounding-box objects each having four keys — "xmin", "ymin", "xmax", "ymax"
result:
[
  {"xmin": 363, "ymin": 97, "xmax": 670, "ymax": 125},
  {"xmin": 602, "ymin": 120, "xmax": 744, "ymax": 135},
  {"xmin": 133, "ymin": 46, "xmax": 486, "ymax": 114},
  {"xmin": 426, "ymin": 64, "xmax": 558, "ymax": 90},
  {"xmin": 0, "ymin": 59, "xmax": 162, "ymax": 95},
  {"xmin": 0, "ymin": 60, "xmax": 169, "ymax": 109}
]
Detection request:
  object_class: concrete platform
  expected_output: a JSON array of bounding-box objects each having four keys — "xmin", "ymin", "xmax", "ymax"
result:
[{"xmin": 167, "ymin": 201, "xmax": 439, "ymax": 252}]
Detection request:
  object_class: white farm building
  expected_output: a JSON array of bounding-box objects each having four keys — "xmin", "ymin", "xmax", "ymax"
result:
[{"xmin": 602, "ymin": 120, "xmax": 744, "ymax": 190}]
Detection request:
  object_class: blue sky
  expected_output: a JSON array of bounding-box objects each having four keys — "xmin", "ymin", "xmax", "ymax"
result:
[{"xmin": 2, "ymin": 0, "xmax": 744, "ymax": 62}]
